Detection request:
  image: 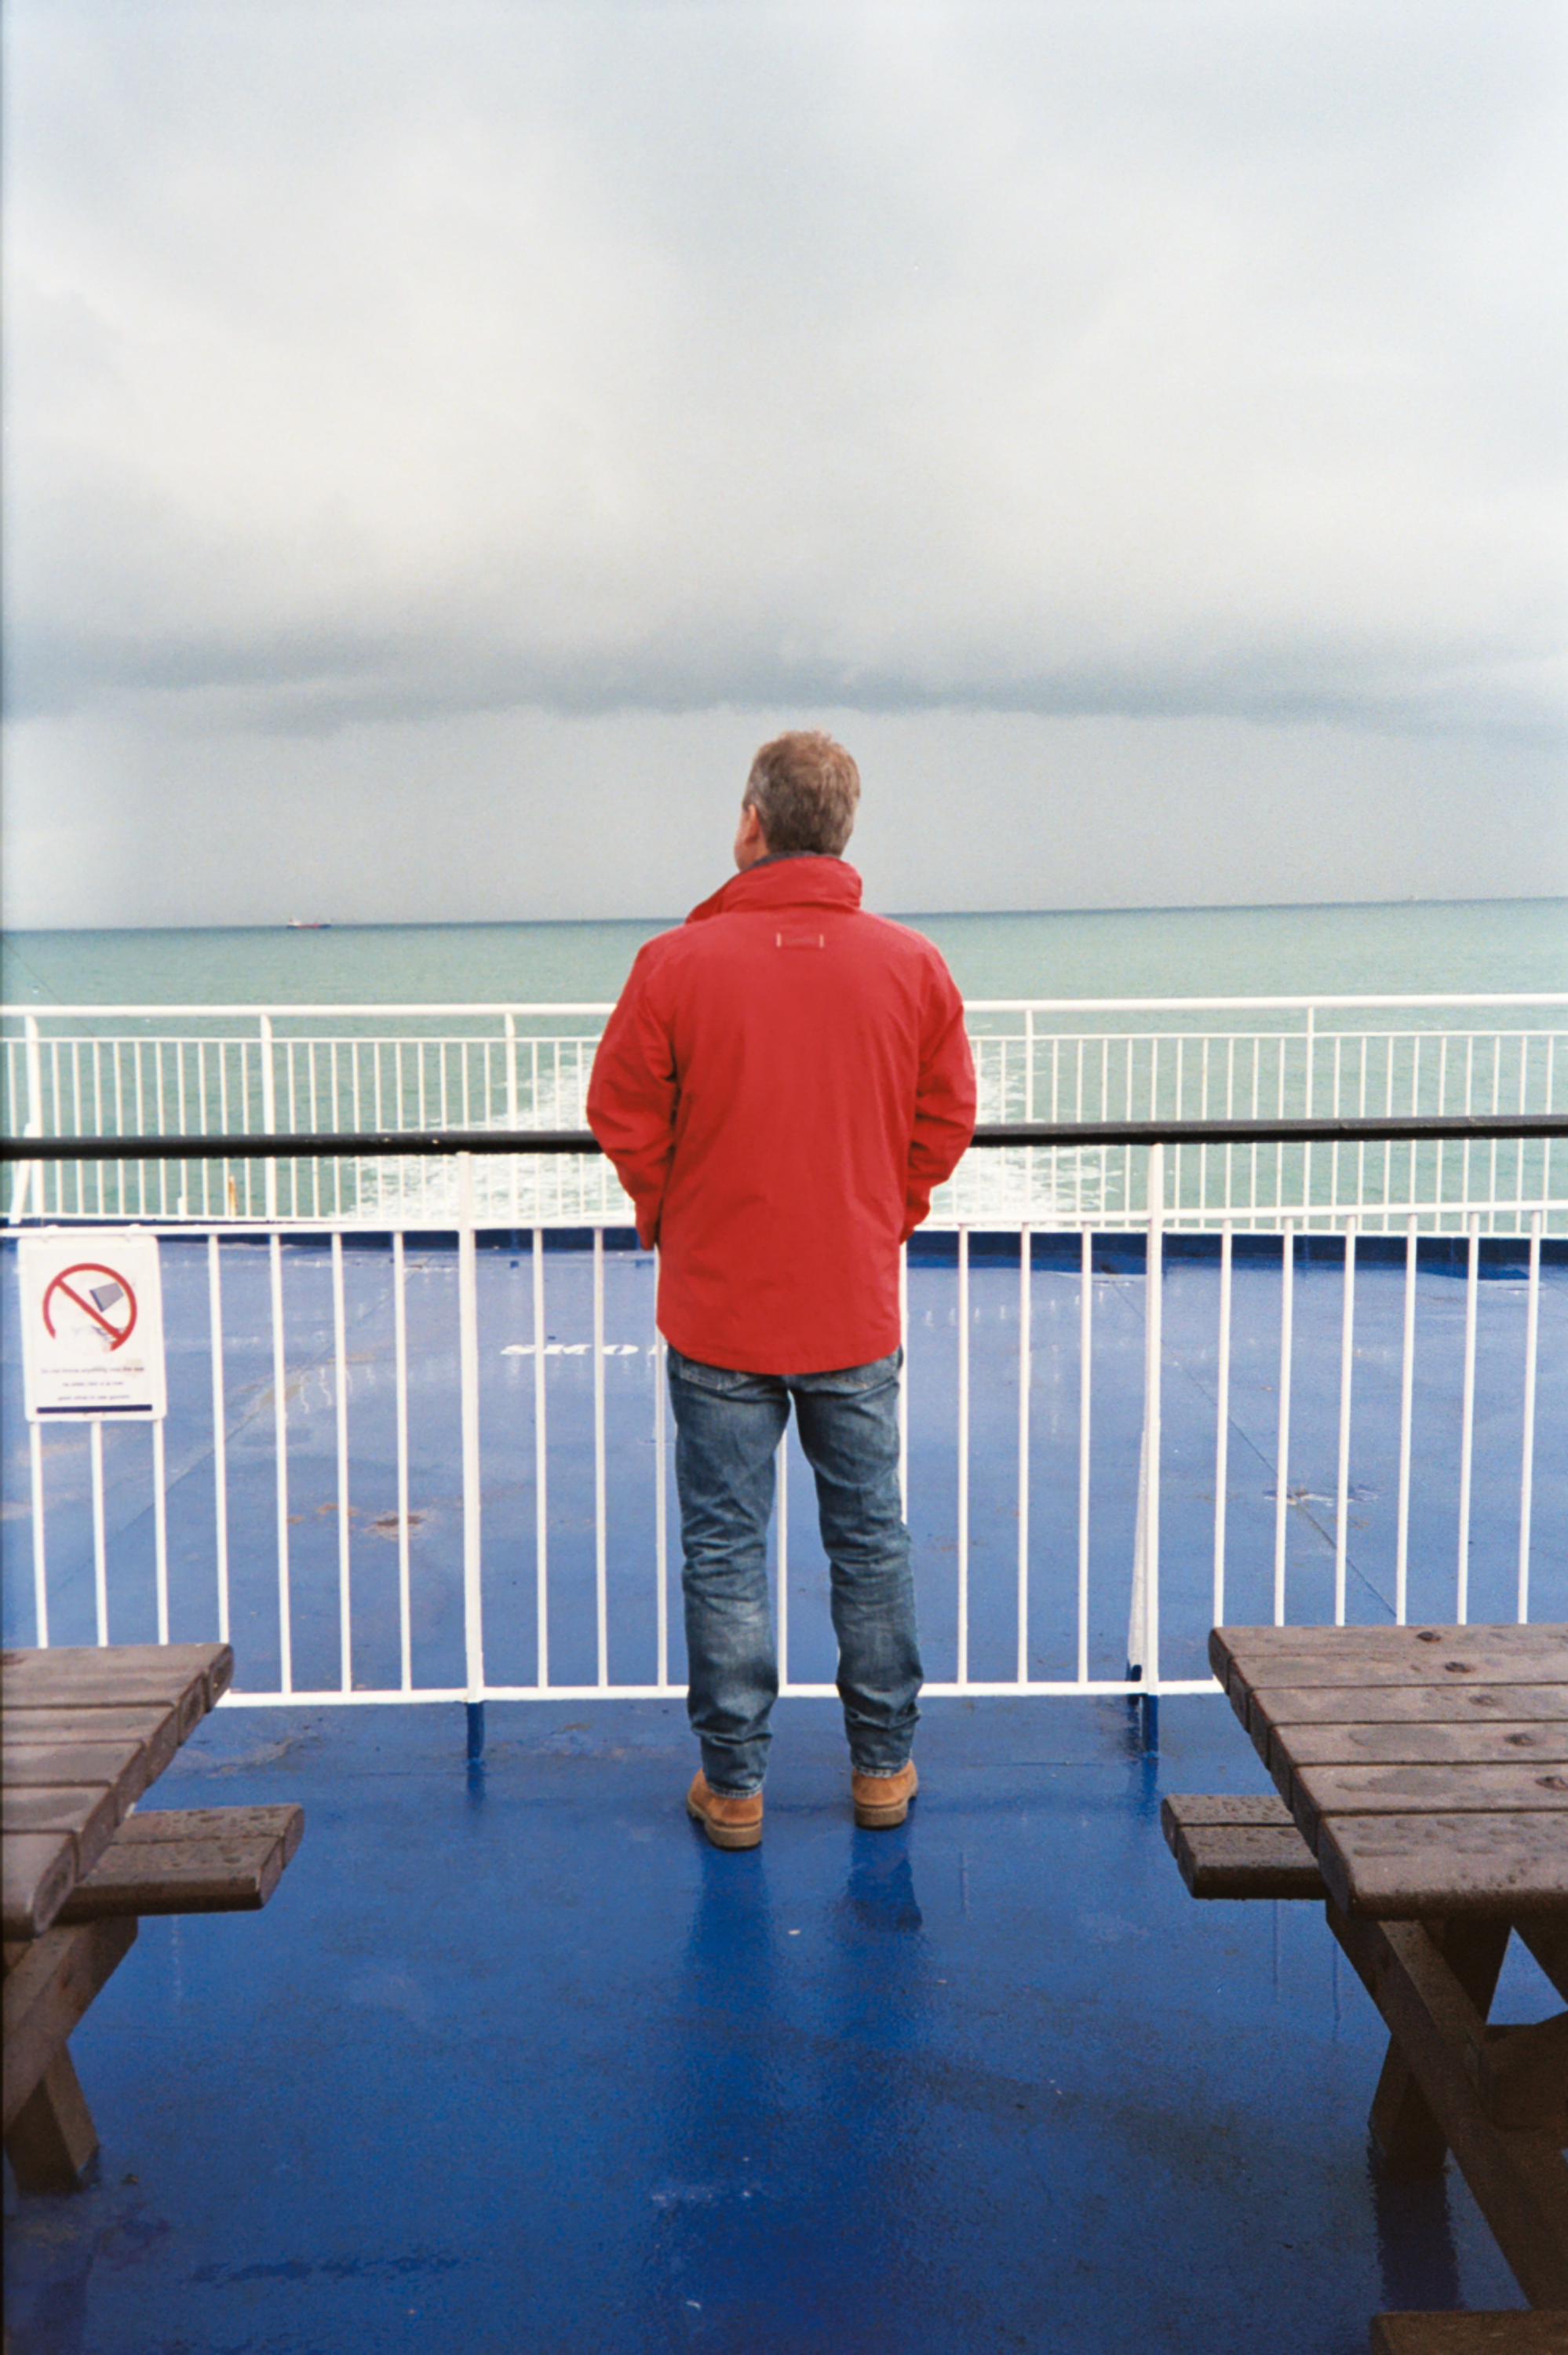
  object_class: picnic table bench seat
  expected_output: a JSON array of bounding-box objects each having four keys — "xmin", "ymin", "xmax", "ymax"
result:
[
  {"xmin": 55, "ymin": 1803, "xmax": 305, "ymax": 1921},
  {"xmin": 4, "ymin": 1648, "xmax": 304, "ymax": 2199},
  {"xmin": 1160, "ymin": 1791, "xmax": 1327, "ymax": 1899},
  {"xmin": 3, "ymin": 1803, "xmax": 306, "ymax": 2193}
]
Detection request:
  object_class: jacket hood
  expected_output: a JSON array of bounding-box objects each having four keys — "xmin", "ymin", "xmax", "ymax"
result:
[{"xmin": 685, "ymin": 857, "xmax": 864, "ymax": 926}]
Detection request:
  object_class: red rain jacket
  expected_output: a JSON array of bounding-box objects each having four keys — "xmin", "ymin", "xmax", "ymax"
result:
[{"xmin": 586, "ymin": 856, "xmax": 975, "ymax": 1374}]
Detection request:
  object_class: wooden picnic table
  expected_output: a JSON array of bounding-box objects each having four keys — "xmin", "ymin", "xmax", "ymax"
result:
[
  {"xmin": 3, "ymin": 1641, "xmax": 301, "ymax": 2194},
  {"xmin": 1209, "ymin": 1623, "xmax": 1568, "ymax": 2315}
]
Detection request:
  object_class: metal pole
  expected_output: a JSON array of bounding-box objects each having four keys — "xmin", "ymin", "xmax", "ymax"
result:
[
  {"xmin": 1518, "ymin": 1210, "xmax": 1541, "ymax": 1623},
  {"xmin": 1395, "ymin": 1215, "xmax": 1417, "ymax": 1626},
  {"xmin": 1212, "ymin": 1221, "xmax": 1233, "ymax": 1630},
  {"xmin": 91, "ymin": 1420, "xmax": 108, "ymax": 1645},
  {"xmin": 533, "ymin": 1226, "xmax": 549, "ymax": 1688},
  {"xmin": 332, "ymin": 1232, "xmax": 353, "ymax": 1692},
  {"xmin": 1457, "ymin": 1210, "xmax": 1480, "ymax": 1622},
  {"xmin": 1272, "ymin": 1218, "xmax": 1294, "ymax": 1625},
  {"xmin": 1333, "ymin": 1219, "xmax": 1357, "ymax": 1626},
  {"xmin": 1141, "ymin": 1143, "xmax": 1164, "ymax": 1734},
  {"xmin": 207, "ymin": 1235, "xmax": 230, "ymax": 1645},
  {"xmin": 1016, "ymin": 1224, "xmax": 1031, "ymax": 1685},
  {"xmin": 957, "ymin": 1225, "xmax": 970, "ymax": 1688},
  {"xmin": 151, "ymin": 1420, "xmax": 170, "ymax": 1644},
  {"xmin": 593, "ymin": 1227, "xmax": 609, "ymax": 1688},
  {"xmin": 458, "ymin": 1154, "xmax": 485, "ymax": 1748},
  {"xmin": 394, "ymin": 1231, "xmax": 412, "ymax": 1692},
  {"xmin": 29, "ymin": 1421, "xmax": 48, "ymax": 1645},
  {"xmin": 6, "ymin": 1012, "xmax": 42, "ymax": 1221},
  {"xmin": 1078, "ymin": 1225, "xmax": 1092, "ymax": 1685},
  {"xmin": 260, "ymin": 1013, "xmax": 277, "ymax": 1220},
  {"xmin": 270, "ymin": 1232, "xmax": 293, "ymax": 1692},
  {"xmin": 654, "ymin": 1251, "xmax": 669, "ymax": 1691}
]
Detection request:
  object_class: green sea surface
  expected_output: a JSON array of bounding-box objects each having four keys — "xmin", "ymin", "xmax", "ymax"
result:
[{"xmin": 2, "ymin": 896, "xmax": 1565, "ymax": 1008}]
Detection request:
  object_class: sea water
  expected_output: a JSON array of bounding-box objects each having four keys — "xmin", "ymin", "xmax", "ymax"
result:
[
  {"xmin": 2, "ymin": 896, "xmax": 1566, "ymax": 1007},
  {"xmin": 5, "ymin": 900, "xmax": 1563, "ymax": 1229}
]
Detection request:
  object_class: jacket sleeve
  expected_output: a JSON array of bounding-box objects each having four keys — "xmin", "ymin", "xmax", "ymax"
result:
[
  {"xmin": 585, "ymin": 947, "xmax": 679, "ymax": 1249},
  {"xmin": 903, "ymin": 960, "xmax": 977, "ymax": 1240}
]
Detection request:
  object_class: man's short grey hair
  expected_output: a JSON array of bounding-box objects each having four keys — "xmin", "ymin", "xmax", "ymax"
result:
[{"xmin": 744, "ymin": 731, "xmax": 861, "ymax": 857}]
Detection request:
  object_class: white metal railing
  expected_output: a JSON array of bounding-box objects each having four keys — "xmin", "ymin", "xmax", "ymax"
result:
[
  {"xmin": 5, "ymin": 995, "xmax": 1565, "ymax": 1231},
  {"xmin": 3, "ymin": 1174, "xmax": 1556, "ymax": 1709}
]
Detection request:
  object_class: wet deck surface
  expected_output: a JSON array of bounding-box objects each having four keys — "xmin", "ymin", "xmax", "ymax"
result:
[
  {"xmin": 2, "ymin": 1692, "xmax": 1544, "ymax": 2354},
  {"xmin": 4, "ymin": 1236, "xmax": 1563, "ymax": 2350}
]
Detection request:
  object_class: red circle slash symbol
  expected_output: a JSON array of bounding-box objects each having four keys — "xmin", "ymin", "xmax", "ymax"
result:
[{"xmin": 42, "ymin": 1265, "xmax": 139, "ymax": 1352}]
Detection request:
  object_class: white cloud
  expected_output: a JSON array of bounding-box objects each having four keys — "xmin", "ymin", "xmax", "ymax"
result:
[{"xmin": 2, "ymin": 0, "xmax": 1564, "ymax": 921}]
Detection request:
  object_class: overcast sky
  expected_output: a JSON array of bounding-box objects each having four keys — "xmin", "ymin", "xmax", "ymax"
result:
[{"xmin": 3, "ymin": 0, "xmax": 1564, "ymax": 927}]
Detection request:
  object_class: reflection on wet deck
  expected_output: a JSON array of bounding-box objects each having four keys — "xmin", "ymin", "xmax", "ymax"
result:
[{"xmin": 2, "ymin": 1692, "xmax": 1541, "ymax": 2352}]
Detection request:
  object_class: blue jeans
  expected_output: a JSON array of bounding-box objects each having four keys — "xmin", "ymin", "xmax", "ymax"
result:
[{"xmin": 666, "ymin": 1345, "xmax": 921, "ymax": 1796}]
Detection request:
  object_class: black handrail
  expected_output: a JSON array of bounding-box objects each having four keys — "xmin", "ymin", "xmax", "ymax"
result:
[{"xmin": 2, "ymin": 1113, "xmax": 1565, "ymax": 1161}]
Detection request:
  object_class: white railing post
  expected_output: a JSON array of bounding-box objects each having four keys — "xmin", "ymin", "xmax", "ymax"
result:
[
  {"xmin": 654, "ymin": 1251, "xmax": 669, "ymax": 1691},
  {"xmin": 1128, "ymin": 1142, "xmax": 1164, "ymax": 1689},
  {"xmin": 208, "ymin": 1232, "xmax": 232, "ymax": 1648},
  {"xmin": 393, "ymin": 1230, "xmax": 413, "ymax": 1692},
  {"xmin": 332, "ymin": 1232, "xmax": 353, "ymax": 1691},
  {"xmin": 1016, "ymin": 1224, "xmax": 1031, "ymax": 1685},
  {"xmin": 7, "ymin": 1011, "xmax": 43, "ymax": 1222},
  {"xmin": 1518, "ymin": 1210, "xmax": 1541, "ymax": 1623},
  {"xmin": 1303, "ymin": 1004, "xmax": 1316, "ymax": 1219},
  {"xmin": 1078, "ymin": 1225, "xmax": 1092, "ymax": 1684},
  {"xmin": 1457, "ymin": 1210, "xmax": 1480, "ymax": 1621},
  {"xmin": 458, "ymin": 1153, "xmax": 484, "ymax": 1705},
  {"xmin": 152, "ymin": 1420, "xmax": 170, "ymax": 1643},
  {"xmin": 260, "ymin": 1012, "xmax": 278, "ymax": 1218},
  {"xmin": 1395, "ymin": 1215, "xmax": 1417, "ymax": 1625},
  {"xmin": 270, "ymin": 1232, "xmax": 293, "ymax": 1691},
  {"xmin": 593, "ymin": 1226, "xmax": 609, "ymax": 1688},
  {"xmin": 1272, "ymin": 1218, "xmax": 1294, "ymax": 1624},
  {"xmin": 533, "ymin": 1226, "xmax": 549, "ymax": 1688},
  {"xmin": 957, "ymin": 1226, "xmax": 971, "ymax": 1687},
  {"xmin": 1212, "ymin": 1221, "xmax": 1233, "ymax": 1629},
  {"xmin": 91, "ymin": 1421, "xmax": 108, "ymax": 1644},
  {"xmin": 1333, "ymin": 1219, "xmax": 1356, "ymax": 1625},
  {"xmin": 29, "ymin": 1421, "xmax": 49, "ymax": 1645}
]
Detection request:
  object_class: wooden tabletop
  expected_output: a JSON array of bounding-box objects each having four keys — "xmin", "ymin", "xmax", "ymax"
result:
[
  {"xmin": 1210, "ymin": 1623, "xmax": 1568, "ymax": 1920},
  {"xmin": 2, "ymin": 1642, "xmax": 234, "ymax": 1941}
]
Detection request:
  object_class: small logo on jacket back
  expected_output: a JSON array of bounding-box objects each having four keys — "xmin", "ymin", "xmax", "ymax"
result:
[{"xmin": 775, "ymin": 932, "xmax": 826, "ymax": 949}]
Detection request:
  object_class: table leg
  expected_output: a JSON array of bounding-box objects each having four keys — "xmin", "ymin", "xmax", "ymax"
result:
[
  {"xmin": 5, "ymin": 2047, "xmax": 101, "ymax": 2193},
  {"xmin": 2, "ymin": 1915, "xmax": 137, "ymax": 2195},
  {"xmin": 1367, "ymin": 1916, "xmax": 1509, "ymax": 2177},
  {"xmin": 1329, "ymin": 1900, "xmax": 1568, "ymax": 2310}
]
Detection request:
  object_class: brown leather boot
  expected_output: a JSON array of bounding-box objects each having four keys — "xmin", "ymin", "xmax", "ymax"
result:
[
  {"xmin": 686, "ymin": 1769, "xmax": 764, "ymax": 1849},
  {"xmin": 851, "ymin": 1759, "xmax": 918, "ymax": 1828}
]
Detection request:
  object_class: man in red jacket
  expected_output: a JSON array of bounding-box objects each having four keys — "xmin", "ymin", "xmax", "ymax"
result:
[{"xmin": 587, "ymin": 732, "xmax": 976, "ymax": 1848}]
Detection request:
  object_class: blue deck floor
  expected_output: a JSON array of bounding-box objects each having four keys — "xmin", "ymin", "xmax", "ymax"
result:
[
  {"xmin": 4, "ymin": 1236, "xmax": 1564, "ymax": 2350},
  {"xmin": 3, "ymin": 1691, "xmax": 1549, "ymax": 2355}
]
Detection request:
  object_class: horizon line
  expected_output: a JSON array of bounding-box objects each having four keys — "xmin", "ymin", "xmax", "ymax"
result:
[{"xmin": 5, "ymin": 889, "xmax": 1568, "ymax": 937}]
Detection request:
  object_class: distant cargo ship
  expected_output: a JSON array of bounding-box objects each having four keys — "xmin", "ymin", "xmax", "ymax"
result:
[{"xmin": 286, "ymin": 919, "xmax": 332, "ymax": 929}]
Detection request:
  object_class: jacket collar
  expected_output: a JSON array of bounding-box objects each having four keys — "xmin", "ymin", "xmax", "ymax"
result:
[{"xmin": 685, "ymin": 857, "xmax": 864, "ymax": 926}]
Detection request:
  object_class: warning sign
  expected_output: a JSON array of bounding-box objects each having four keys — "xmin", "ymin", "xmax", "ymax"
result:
[{"xmin": 19, "ymin": 1233, "xmax": 167, "ymax": 1421}]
